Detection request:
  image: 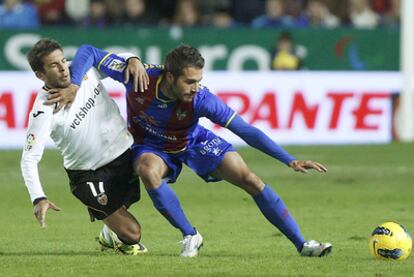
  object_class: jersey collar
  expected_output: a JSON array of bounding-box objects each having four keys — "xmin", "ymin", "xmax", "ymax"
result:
[{"xmin": 155, "ymin": 75, "xmax": 175, "ymax": 103}]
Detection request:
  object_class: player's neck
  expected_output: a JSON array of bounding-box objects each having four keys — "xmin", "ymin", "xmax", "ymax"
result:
[
  {"xmin": 43, "ymin": 84, "xmax": 56, "ymax": 92},
  {"xmin": 159, "ymin": 78, "xmax": 176, "ymax": 100}
]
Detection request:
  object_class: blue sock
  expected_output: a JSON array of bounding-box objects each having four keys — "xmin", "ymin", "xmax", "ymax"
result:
[
  {"xmin": 253, "ymin": 185, "xmax": 306, "ymax": 252},
  {"xmin": 146, "ymin": 181, "xmax": 196, "ymax": 236}
]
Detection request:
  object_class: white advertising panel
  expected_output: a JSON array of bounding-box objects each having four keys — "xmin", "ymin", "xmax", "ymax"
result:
[
  {"xmin": 0, "ymin": 71, "xmax": 399, "ymax": 149},
  {"xmin": 201, "ymin": 71, "xmax": 399, "ymax": 145}
]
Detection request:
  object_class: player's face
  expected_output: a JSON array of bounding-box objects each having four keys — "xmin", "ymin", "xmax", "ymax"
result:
[
  {"xmin": 171, "ymin": 67, "xmax": 202, "ymax": 103},
  {"xmin": 36, "ymin": 49, "xmax": 71, "ymax": 89}
]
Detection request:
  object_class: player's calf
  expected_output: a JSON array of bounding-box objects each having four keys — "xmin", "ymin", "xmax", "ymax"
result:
[{"xmin": 103, "ymin": 207, "xmax": 142, "ymax": 245}]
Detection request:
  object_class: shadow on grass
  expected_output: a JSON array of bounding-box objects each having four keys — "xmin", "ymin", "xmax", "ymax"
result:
[
  {"xmin": 347, "ymin": 236, "xmax": 366, "ymax": 241},
  {"xmin": 0, "ymin": 251, "xmax": 103, "ymax": 256},
  {"xmin": 0, "ymin": 251, "xmax": 184, "ymax": 258}
]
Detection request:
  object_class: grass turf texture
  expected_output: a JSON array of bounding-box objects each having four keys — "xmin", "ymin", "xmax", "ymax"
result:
[{"xmin": 0, "ymin": 143, "xmax": 413, "ymax": 276}]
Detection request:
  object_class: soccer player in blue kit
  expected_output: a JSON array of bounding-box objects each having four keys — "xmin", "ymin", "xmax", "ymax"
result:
[{"xmin": 69, "ymin": 44, "xmax": 332, "ymax": 258}]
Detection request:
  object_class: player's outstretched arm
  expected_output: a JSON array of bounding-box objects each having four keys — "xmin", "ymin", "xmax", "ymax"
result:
[
  {"xmin": 227, "ymin": 114, "xmax": 296, "ymax": 165},
  {"xmin": 200, "ymin": 90, "xmax": 327, "ymax": 171},
  {"xmin": 289, "ymin": 160, "xmax": 327, "ymax": 174},
  {"xmin": 70, "ymin": 44, "xmax": 147, "ymax": 92},
  {"xmin": 33, "ymin": 198, "xmax": 61, "ymax": 228}
]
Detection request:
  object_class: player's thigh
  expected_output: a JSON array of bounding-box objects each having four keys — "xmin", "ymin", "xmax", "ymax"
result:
[{"xmin": 213, "ymin": 151, "xmax": 264, "ymax": 194}]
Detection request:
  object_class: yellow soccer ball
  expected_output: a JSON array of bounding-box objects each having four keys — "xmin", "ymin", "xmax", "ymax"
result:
[{"xmin": 369, "ymin": 222, "xmax": 412, "ymax": 260}]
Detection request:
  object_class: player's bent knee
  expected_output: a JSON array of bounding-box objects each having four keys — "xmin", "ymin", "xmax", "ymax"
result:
[
  {"xmin": 104, "ymin": 208, "xmax": 142, "ymax": 244},
  {"xmin": 116, "ymin": 223, "xmax": 141, "ymax": 245},
  {"xmin": 136, "ymin": 165, "xmax": 162, "ymax": 188},
  {"xmin": 124, "ymin": 229, "xmax": 141, "ymax": 244},
  {"xmin": 242, "ymin": 172, "xmax": 264, "ymax": 195}
]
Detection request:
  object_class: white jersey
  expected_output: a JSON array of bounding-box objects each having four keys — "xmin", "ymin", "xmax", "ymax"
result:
[{"xmin": 21, "ymin": 66, "xmax": 133, "ymax": 203}]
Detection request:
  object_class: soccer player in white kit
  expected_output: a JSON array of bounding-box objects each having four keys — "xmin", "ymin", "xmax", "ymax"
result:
[{"xmin": 20, "ymin": 38, "xmax": 148, "ymax": 255}]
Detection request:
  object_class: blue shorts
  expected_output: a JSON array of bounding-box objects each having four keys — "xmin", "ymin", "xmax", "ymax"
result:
[{"xmin": 132, "ymin": 128, "xmax": 236, "ymax": 183}]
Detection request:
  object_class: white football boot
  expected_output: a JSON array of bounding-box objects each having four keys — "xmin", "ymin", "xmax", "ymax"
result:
[
  {"xmin": 300, "ymin": 240, "xmax": 332, "ymax": 257},
  {"xmin": 180, "ymin": 230, "xmax": 203, "ymax": 257}
]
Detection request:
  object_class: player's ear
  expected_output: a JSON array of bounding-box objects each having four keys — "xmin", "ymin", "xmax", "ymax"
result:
[
  {"xmin": 35, "ymin": 71, "xmax": 46, "ymax": 81},
  {"xmin": 165, "ymin": 71, "xmax": 174, "ymax": 83}
]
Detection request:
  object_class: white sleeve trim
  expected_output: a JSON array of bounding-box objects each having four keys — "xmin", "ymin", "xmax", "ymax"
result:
[{"xmin": 118, "ymin": 52, "xmax": 139, "ymax": 61}]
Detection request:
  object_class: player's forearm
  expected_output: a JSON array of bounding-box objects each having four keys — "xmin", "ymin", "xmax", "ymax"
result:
[
  {"xmin": 70, "ymin": 44, "xmax": 106, "ymax": 85},
  {"xmin": 71, "ymin": 45, "xmax": 133, "ymax": 87},
  {"xmin": 227, "ymin": 115, "xmax": 295, "ymax": 165},
  {"xmin": 21, "ymin": 157, "xmax": 46, "ymax": 203}
]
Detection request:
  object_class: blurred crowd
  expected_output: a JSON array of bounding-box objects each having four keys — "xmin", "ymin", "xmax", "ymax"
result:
[{"xmin": 0, "ymin": 0, "xmax": 400, "ymax": 29}]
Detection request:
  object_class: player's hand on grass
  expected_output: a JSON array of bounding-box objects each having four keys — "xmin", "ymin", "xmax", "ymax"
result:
[
  {"xmin": 44, "ymin": 84, "xmax": 80, "ymax": 113},
  {"xmin": 289, "ymin": 160, "xmax": 327, "ymax": 174},
  {"xmin": 33, "ymin": 199, "xmax": 61, "ymax": 228},
  {"xmin": 125, "ymin": 57, "xmax": 149, "ymax": 93}
]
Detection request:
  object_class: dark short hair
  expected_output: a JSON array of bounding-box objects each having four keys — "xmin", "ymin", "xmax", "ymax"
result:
[
  {"xmin": 27, "ymin": 38, "xmax": 63, "ymax": 72},
  {"xmin": 164, "ymin": 45, "xmax": 205, "ymax": 78}
]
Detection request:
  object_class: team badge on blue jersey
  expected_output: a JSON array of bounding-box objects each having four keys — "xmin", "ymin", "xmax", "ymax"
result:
[
  {"xmin": 135, "ymin": 96, "xmax": 145, "ymax": 104},
  {"xmin": 176, "ymin": 108, "xmax": 187, "ymax": 120}
]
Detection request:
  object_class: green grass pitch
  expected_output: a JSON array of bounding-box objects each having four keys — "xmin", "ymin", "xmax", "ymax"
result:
[{"xmin": 0, "ymin": 144, "xmax": 413, "ymax": 276}]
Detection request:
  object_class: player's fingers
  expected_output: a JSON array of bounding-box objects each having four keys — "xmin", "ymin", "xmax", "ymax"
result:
[
  {"xmin": 47, "ymin": 92, "xmax": 60, "ymax": 99},
  {"xmin": 34, "ymin": 211, "xmax": 43, "ymax": 226},
  {"xmin": 311, "ymin": 164, "xmax": 324, "ymax": 172},
  {"xmin": 314, "ymin": 162, "xmax": 328, "ymax": 172},
  {"xmin": 319, "ymin": 163, "xmax": 328, "ymax": 172},
  {"xmin": 139, "ymin": 73, "xmax": 145, "ymax": 92},
  {"xmin": 48, "ymin": 202, "xmax": 62, "ymax": 211},
  {"xmin": 306, "ymin": 161, "xmax": 327, "ymax": 172},
  {"xmin": 144, "ymin": 72, "xmax": 149, "ymax": 90},
  {"xmin": 35, "ymin": 212, "xmax": 44, "ymax": 227},
  {"xmin": 134, "ymin": 73, "xmax": 139, "ymax": 92},
  {"xmin": 53, "ymin": 102, "xmax": 64, "ymax": 114},
  {"xmin": 44, "ymin": 96, "xmax": 61, "ymax": 105},
  {"xmin": 40, "ymin": 208, "xmax": 47, "ymax": 228},
  {"xmin": 124, "ymin": 69, "xmax": 130, "ymax": 84},
  {"xmin": 64, "ymin": 102, "xmax": 72, "ymax": 111},
  {"xmin": 305, "ymin": 161, "xmax": 318, "ymax": 170},
  {"xmin": 296, "ymin": 164, "xmax": 308, "ymax": 173}
]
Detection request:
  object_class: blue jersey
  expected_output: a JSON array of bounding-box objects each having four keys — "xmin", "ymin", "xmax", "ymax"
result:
[
  {"xmin": 96, "ymin": 52, "xmax": 236, "ymax": 152},
  {"xmin": 70, "ymin": 45, "xmax": 295, "ymax": 165}
]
